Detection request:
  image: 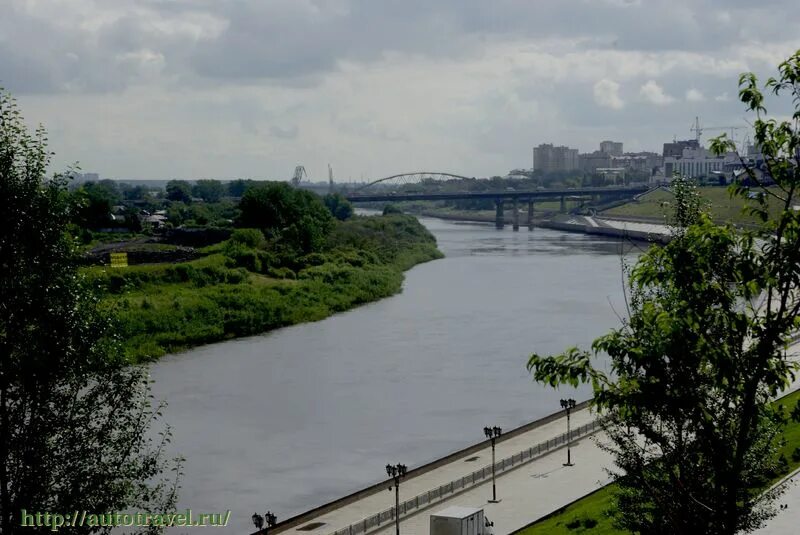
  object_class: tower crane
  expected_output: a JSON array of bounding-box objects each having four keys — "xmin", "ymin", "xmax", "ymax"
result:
[
  {"xmin": 291, "ymin": 165, "xmax": 307, "ymax": 187},
  {"xmin": 690, "ymin": 116, "xmax": 747, "ymax": 148}
]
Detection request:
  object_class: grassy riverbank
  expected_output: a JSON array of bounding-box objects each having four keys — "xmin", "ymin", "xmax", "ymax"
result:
[
  {"xmin": 519, "ymin": 387, "xmax": 800, "ymax": 534},
  {"xmin": 602, "ymin": 186, "xmax": 784, "ymax": 225},
  {"xmin": 86, "ymin": 214, "xmax": 443, "ymax": 362}
]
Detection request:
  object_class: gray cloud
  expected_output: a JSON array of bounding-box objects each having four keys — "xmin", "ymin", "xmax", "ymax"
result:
[{"xmin": 3, "ymin": 0, "xmax": 800, "ymax": 180}]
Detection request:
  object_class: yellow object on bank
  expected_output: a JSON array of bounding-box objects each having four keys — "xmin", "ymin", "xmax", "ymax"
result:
[{"xmin": 110, "ymin": 252, "xmax": 128, "ymax": 268}]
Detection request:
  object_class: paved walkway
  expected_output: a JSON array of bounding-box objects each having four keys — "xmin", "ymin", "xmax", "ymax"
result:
[
  {"xmin": 278, "ymin": 408, "xmax": 604, "ymax": 535},
  {"xmin": 278, "ymin": 346, "xmax": 800, "ymax": 535},
  {"xmin": 372, "ymin": 433, "xmax": 613, "ymax": 535},
  {"xmin": 754, "ymin": 469, "xmax": 800, "ymax": 534}
]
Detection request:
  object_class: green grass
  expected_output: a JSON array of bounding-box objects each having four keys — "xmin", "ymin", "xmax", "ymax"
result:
[
  {"xmin": 519, "ymin": 388, "xmax": 800, "ymax": 534},
  {"xmin": 602, "ymin": 186, "xmax": 785, "ymax": 225},
  {"xmin": 87, "ymin": 215, "xmax": 443, "ymax": 362}
]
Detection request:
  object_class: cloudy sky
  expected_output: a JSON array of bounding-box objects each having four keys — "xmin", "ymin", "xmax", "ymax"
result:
[{"xmin": 3, "ymin": 0, "xmax": 799, "ymax": 181}]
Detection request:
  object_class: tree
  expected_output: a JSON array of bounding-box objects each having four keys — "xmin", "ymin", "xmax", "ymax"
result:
[
  {"xmin": 71, "ymin": 180, "xmax": 121, "ymax": 230},
  {"xmin": 323, "ymin": 193, "xmax": 354, "ymax": 221},
  {"xmin": 528, "ymin": 51, "xmax": 800, "ymax": 534},
  {"xmin": 122, "ymin": 183, "xmax": 150, "ymax": 201},
  {"xmin": 0, "ymin": 89, "xmax": 179, "ymax": 533},
  {"xmin": 238, "ymin": 182, "xmax": 333, "ymax": 257},
  {"xmin": 382, "ymin": 203, "xmax": 403, "ymax": 215},
  {"xmin": 192, "ymin": 179, "xmax": 224, "ymax": 203},
  {"xmin": 227, "ymin": 178, "xmax": 255, "ymax": 197},
  {"xmin": 165, "ymin": 179, "xmax": 192, "ymax": 203}
]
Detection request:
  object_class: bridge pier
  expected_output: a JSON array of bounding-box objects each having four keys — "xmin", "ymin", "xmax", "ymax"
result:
[
  {"xmin": 560, "ymin": 195, "xmax": 566, "ymax": 213},
  {"xmin": 495, "ymin": 200, "xmax": 504, "ymax": 229},
  {"xmin": 527, "ymin": 200, "xmax": 534, "ymax": 230},
  {"xmin": 512, "ymin": 197, "xmax": 519, "ymax": 231}
]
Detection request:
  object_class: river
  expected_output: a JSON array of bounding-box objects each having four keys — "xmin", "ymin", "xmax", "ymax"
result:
[{"xmin": 150, "ymin": 215, "xmax": 638, "ymax": 532}]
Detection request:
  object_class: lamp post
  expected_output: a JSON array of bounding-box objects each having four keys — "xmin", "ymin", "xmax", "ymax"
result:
[
  {"xmin": 560, "ymin": 398, "xmax": 576, "ymax": 466},
  {"xmin": 483, "ymin": 425, "xmax": 502, "ymax": 503},
  {"xmin": 386, "ymin": 463, "xmax": 407, "ymax": 535},
  {"xmin": 252, "ymin": 513, "xmax": 263, "ymax": 532}
]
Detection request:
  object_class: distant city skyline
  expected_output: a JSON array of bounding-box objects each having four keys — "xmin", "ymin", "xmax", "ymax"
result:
[{"xmin": 3, "ymin": 1, "xmax": 799, "ymax": 181}]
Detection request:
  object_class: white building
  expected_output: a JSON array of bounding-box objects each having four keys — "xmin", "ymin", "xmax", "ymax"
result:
[{"xmin": 663, "ymin": 146, "xmax": 737, "ymax": 180}]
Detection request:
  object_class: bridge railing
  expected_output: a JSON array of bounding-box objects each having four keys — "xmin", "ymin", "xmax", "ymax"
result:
[{"xmin": 327, "ymin": 418, "xmax": 603, "ymax": 535}]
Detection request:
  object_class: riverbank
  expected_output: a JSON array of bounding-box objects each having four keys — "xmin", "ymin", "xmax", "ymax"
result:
[
  {"xmin": 400, "ymin": 207, "xmax": 670, "ymax": 244},
  {"xmin": 86, "ymin": 214, "xmax": 443, "ymax": 362},
  {"xmin": 519, "ymin": 384, "xmax": 800, "ymax": 534}
]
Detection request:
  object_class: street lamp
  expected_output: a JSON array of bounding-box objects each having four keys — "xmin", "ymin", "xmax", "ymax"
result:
[
  {"xmin": 483, "ymin": 426, "xmax": 502, "ymax": 503},
  {"xmin": 252, "ymin": 511, "xmax": 276, "ymax": 533},
  {"xmin": 560, "ymin": 398, "xmax": 577, "ymax": 466},
  {"xmin": 386, "ymin": 463, "xmax": 407, "ymax": 535}
]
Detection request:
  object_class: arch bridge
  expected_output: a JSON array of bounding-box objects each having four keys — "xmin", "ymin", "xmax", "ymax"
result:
[
  {"xmin": 344, "ymin": 172, "xmax": 651, "ymax": 231},
  {"xmin": 351, "ymin": 172, "xmax": 476, "ymax": 193}
]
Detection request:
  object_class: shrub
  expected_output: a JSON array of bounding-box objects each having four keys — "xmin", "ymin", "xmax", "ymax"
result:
[
  {"xmin": 223, "ymin": 243, "xmax": 261, "ymax": 272},
  {"xmin": 229, "ymin": 228, "xmax": 265, "ymax": 249},
  {"xmin": 266, "ymin": 266, "xmax": 296, "ymax": 280}
]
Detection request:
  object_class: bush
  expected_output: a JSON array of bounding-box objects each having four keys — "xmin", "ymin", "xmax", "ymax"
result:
[
  {"xmin": 224, "ymin": 244, "xmax": 261, "ymax": 272},
  {"xmin": 383, "ymin": 203, "xmax": 403, "ymax": 215},
  {"xmin": 229, "ymin": 228, "xmax": 265, "ymax": 248},
  {"xmin": 266, "ymin": 266, "xmax": 296, "ymax": 280}
]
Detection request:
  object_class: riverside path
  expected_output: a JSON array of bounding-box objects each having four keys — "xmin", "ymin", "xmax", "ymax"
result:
[
  {"xmin": 260, "ymin": 345, "xmax": 800, "ymax": 535},
  {"xmin": 262, "ymin": 406, "xmax": 611, "ymax": 535}
]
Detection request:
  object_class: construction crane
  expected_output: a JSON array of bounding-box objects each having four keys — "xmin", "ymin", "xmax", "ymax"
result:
[
  {"xmin": 290, "ymin": 165, "xmax": 307, "ymax": 187},
  {"xmin": 690, "ymin": 116, "xmax": 747, "ymax": 147}
]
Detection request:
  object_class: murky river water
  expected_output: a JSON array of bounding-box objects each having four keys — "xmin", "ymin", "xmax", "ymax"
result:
[{"xmin": 151, "ymin": 215, "xmax": 638, "ymax": 532}]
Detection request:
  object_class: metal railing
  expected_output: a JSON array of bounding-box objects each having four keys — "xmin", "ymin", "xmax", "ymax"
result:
[{"xmin": 327, "ymin": 418, "xmax": 603, "ymax": 535}]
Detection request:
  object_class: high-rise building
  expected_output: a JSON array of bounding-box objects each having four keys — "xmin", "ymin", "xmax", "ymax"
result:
[
  {"xmin": 533, "ymin": 143, "xmax": 580, "ymax": 173},
  {"xmin": 578, "ymin": 151, "xmax": 611, "ymax": 173},
  {"xmin": 599, "ymin": 141, "xmax": 623, "ymax": 156},
  {"xmin": 663, "ymin": 139, "xmax": 700, "ymax": 158}
]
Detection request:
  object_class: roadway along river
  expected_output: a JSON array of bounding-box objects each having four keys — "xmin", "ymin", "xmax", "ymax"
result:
[{"xmin": 150, "ymin": 215, "xmax": 639, "ymax": 532}]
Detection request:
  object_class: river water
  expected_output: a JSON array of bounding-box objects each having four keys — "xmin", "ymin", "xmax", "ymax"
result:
[{"xmin": 150, "ymin": 216, "xmax": 638, "ymax": 532}]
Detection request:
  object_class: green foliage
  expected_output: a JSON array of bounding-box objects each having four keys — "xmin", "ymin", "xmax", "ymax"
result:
[
  {"xmin": 192, "ymin": 179, "xmax": 225, "ymax": 203},
  {"xmin": 238, "ymin": 182, "xmax": 334, "ymax": 256},
  {"xmin": 229, "ymin": 228, "xmax": 265, "ymax": 248},
  {"xmin": 166, "ymin": 179, "xmax": 192, "ymax": 203},
  {"xmin": 227, "ymin": 178, "xmax": 255, "ymax": 197},
  {"xmin": 323, "ymin": 193, "xmax": 354, "ymax": 221},
  {"xmin": 382, "ymin": 203, "xmax": 403, "ymax": 215},
  {"xmin": 165, "ymin": 200, "xmax": 237, "ymax": 227},
  {"xmin": 92, "ymin": 214, "xmax": 441, "ymax": 361},
  {"xmin": 0, "ymin": 88, "xmax": 179, "ymax": 533},
  {"xmin": 524, "ymin": 388, "xmax": 800, "ymax": 534},
  {"xmin": 70, "ymin": 180, "xmax": 122, "ymax": 229},
  {"xmin": 528, "ymin": 51, "xmax": 800, "ymax": 534}
]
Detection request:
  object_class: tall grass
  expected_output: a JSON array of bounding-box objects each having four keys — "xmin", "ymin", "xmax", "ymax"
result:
[{"xmin": 87, "ymin": 215, "xmax": 443, "ymax": 361}]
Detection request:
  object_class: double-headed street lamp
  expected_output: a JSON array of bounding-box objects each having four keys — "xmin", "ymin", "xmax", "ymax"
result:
[
  {"xmin": 251, "ymin": 511, "xmax": 276, "ymax": 533},
  {"xmin": 252, "ymin": 513, "xmax": 263, "ymax": 531},
  {"xmin": 560, "ymin": 398, "xmax": 577, "ymax": 466},
  {"xmin": 386, "ymin": 463, "xmax": 407, "ymax": 535},
  {"xmin": 483, "ymin": 426, "xmax": 502, "ymax": 503}
]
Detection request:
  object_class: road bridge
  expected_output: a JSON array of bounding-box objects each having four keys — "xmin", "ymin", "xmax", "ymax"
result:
[{"xmin": 344, "ymin": 185, "xmax": 651, "ymax": 231}]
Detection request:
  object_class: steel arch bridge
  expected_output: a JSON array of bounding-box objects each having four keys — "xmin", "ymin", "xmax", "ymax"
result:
[{"xmin": 352, "ymin": 172, "xmax": 476, "ymax": 193}]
